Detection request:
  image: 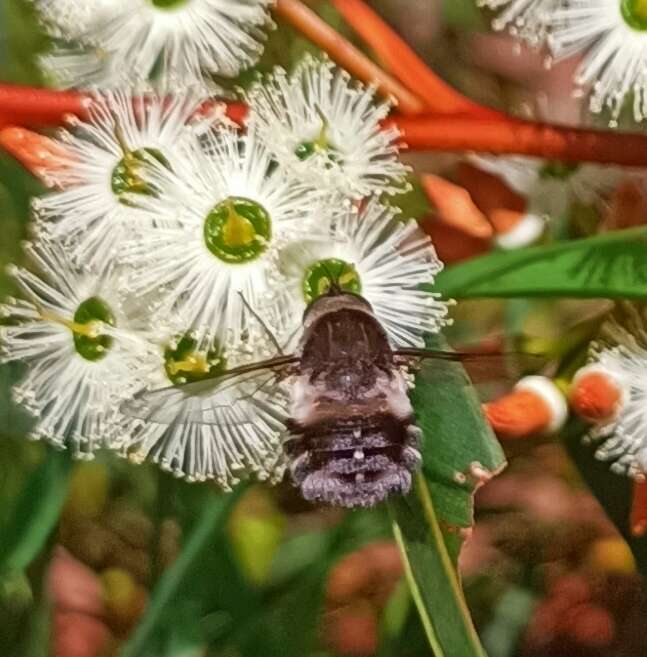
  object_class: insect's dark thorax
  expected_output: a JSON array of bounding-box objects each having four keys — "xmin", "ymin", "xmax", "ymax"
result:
[{"xmin": 286, "ymin": 294, "xmax": 422, "ymax": 508}]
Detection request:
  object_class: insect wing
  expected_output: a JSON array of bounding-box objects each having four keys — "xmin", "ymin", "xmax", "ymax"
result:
[
  {"xmin": 122, "ymin": 356, "xmax": 297, "ymax": 427},
  {"xmin": 393, "ymin": 347, "xmax": 541, "ymax": 385}
]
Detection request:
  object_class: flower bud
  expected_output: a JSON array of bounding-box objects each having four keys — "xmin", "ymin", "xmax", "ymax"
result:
[
  {"xmin": 484, "ymin": 376, "xmax": 568, "ymax": 439},
  {"xmin": 570, "ymin": 365, "xmax": 624, "ymax": 423},
  {"xmin": 0, "ymin": 126, "xmax": 71, "ymax": 186},
  {"xmin": 421, "ymin": 174, "xmax": 493, "ymax": 239}
]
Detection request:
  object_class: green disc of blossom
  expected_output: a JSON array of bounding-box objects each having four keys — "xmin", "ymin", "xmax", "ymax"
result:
[
  {"xmin": 150, "ymin": 0, "xmax": 187, "ymax": 9},
  {"xmin": 73, "ymin": 297, "xmax": 115, "ymax": 362},
  {"xmin": 303, "ymin": 258, "xmax": 361, "ymax": 303},
  {"xmin": 621, "ymin": 0, "xmax": 647, "ymax": 30},
  {"xmin": 111, "ymin": 147, "xmax": 169, "ymax": 203},
  {"xmin": 539, "ymin": 161, "xmax": 579, "ymax": 180},
  {"xmin": 164, "ymin": 335, "xmax": 227, "ymax": 386},
  {"xmin": 204, "ymin": 196, "xmax": 271, "ymax": 264}
]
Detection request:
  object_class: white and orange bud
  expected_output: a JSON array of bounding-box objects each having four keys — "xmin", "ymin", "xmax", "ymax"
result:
[
  {"xmin": 569, "ymin": 365, "xmax": 625, "ymax": 424},
  {"xmin": 0, "ymin": 126, "xmax": 72, "ymax": 187},
  {"xmin": 484, "ymin": 375, "xmax": 568, "ymax": 439}
]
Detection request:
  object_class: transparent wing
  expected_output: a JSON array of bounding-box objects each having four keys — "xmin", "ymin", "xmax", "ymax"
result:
[
  {"xmin": 393, "ymin": 347, "xmax": 544, "ymax": 385},
  {"xmin": 122, "ymin": 355, "xmax": 298, "ymax": 426}
]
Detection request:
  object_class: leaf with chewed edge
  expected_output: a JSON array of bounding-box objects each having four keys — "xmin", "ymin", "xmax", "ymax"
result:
[
  {"xmin": 412, "ymin": 333, "xmax": 505, "ymax": 557},
  {"xmin": 388, "ymin": 332, "xmax": 505, "ymax": 656}
]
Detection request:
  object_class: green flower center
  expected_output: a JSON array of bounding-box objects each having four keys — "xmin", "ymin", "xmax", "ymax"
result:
[
  {"xmin": 621, "ymin": 0, "xmax": 647, "ymax": 30},
  {"xmin": 111, "ymin": 147, "xmax": 169, "ymax": 204},
  {"xmin": 73, "ymin": 297, "xmax": 115, "ymax": 362},
  {"xmin": 294, "ymin": 118, "xmax": 342, "ymax": 167},
  {"xmin": 303, "ymin": 258, "xmax": 361, "ymax": 303},
  {"xmin": 203, "ymin": 196, "xmax": 271, "ymax": 264},
  {"xmin": 164, "ymin": 335, "xmax": 227, "ymax": 385},
  {"xmin": 150, "ymin": 0, "xmax": 188, "ymax": 9},
  {"xmin": 539, "ymin": 161, "xmax": 579, "ymax": 180}
]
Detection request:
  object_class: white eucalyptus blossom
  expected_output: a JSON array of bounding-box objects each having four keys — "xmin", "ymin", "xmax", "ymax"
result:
[
  {"xmin": 247, "ymin": 57, "xmax": 409, "ymax": 199},
  {"xmin": 122, "ymin": 125, "xmax": 326, "ymax": 347},
  {"xmin": 271, "ymin": 198, "xmax": 449, "ymax": 348},
  {"xmin": 0, "ymin": 242, "xmax": 154, "ymax": 458},
  {"xmin": 38, "ymin": 0, "xmax": 274, "ymax": 88},
  {"xmin": 32, "ymin": 89, "xmax": 218, "ymax": 270},
  {"xmin": 548, "ymin": 0, "xmax": 647, "ymax": 123},
  {"xmin": 583, "ymin": 310, "xmax": 647, "ymax": 479},
  {"xmin": 116, "ymin": 327, "xmax": 289, "ymax": 487}
]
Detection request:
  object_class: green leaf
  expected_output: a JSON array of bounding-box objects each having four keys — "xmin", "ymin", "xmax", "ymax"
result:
[
  {"xmin": 121, "ymin": 485, "xmax": 245, "ymax": 657},
  {"xmin": 389, "ymin": 475, "xmax": 488, "ymax": 657},
  {"xmin": 387, "ymin": 333, "xmax": 505, "ymax": 656},
  {"xmin": 432, "ymin": 228, "xmax": 647, "ymax": 300},
  {"xmin": 411, "ymin": 334, "xmax": 505, "ymax": 551},
  {"xmin": 0, "ymin": 449, "xmax": 72, "ymax": 575}
]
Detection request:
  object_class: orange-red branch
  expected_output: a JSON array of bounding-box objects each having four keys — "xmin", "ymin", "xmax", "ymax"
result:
[
  {"xmin": 0, "ymin": 84, "xmax": 90, "ymax": 126},
  {"xmin": 331, "ymin": 0, "xmax": 502, "ymax": 119},
  {"xmin": 275, "ymin": 0, "xmax": 426, "ymax": 115},
  {"xmin": 392, "ymin": 115, "xmax": 647, "ymax": 167},
  {"xmin": 5, "ymin": 84, "xmax": 647, "ymax": 167},
  {"xmin": 0, "ymin": 84, "xmax": 247, "ymax": 127}
]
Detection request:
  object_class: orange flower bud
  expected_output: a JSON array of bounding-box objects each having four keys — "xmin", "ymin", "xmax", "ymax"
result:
[
  {"xmin": 0, "ymin": 126, "xmax": 72, "ymax": 187},
  {"xmin": 570, "ymin": 366, "xmax": 624, "ymax": 423},
  {"xmin": 421, "ymin": 174, "xmax": 493, "ymax": 238},
  {"xmin": 484, "ymin": 376, "xmax": 568, "ymax": 439}
]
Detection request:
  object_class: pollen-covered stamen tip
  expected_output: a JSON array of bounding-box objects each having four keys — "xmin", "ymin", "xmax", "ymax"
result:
[
  {"xmin": 484, "ymin": 375, "xmax": 568, "ymax": 439},
  {"xmin": 569, "ymin": 364, "xmax": 625, "ymax": 424}
]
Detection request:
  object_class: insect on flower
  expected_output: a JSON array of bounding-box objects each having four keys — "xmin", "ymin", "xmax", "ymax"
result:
[{"xmin": 123, "ymin": 272, "xmax": 495, "ymax": 509}]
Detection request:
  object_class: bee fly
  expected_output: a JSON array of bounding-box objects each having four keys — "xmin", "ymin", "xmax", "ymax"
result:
[{"xmin": 125, "ymin": 287, "xmax": 492, "ymax": 508}]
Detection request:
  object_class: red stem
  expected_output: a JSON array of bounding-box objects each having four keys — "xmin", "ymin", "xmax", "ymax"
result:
[
  {"xmin": 0, "ymin": 84, "xmax": 248, "ymax": 127},
  {"xmin": 0, "ymin": 84, "xmax": 90, "ymax": 126},
  {"xmin": 331, "ymin": 0, "xmax": 503, "ymax": 119},
  {"xmin": 275, "ymin": 0, "xmax": 427, "ymax": 115},
  {"xmin": 4, "ymin": 84, "xmax": 647, "ymax": 167},
  {"xmin": 391, "ymin": 115, "xmax": 647, "ymax": 167}
]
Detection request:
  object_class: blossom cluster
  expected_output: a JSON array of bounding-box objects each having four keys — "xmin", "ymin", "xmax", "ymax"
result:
[
  {"xmin": 0, "ymin": 52, "xmax": 448, "ymax": 487},
  {"xmin": 480, "ymin": 0, "xmax": 647, "ymax": 124}
]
